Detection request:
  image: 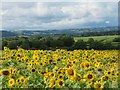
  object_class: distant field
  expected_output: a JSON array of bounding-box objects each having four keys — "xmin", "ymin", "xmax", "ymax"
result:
[
  {"xmin": 74, "ymin": 35, "xmax": 120, "ymax": 46},
  {"xmin": 74, "ymin": 35, "xmax": 119, "ymax": 42}
]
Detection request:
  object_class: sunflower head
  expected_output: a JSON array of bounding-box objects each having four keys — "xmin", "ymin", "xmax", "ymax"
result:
[
  {"xmin": 101, "ymin": 75, "xmax": 109, "ymax": 82},
  {"xmin": 49, "ymin": 72, "xmax": 55, "ymax": 78},
  {"xmin": 31, "ymin": 68, "xmax": 36, "ymax": 73},
  {"xmin": 84, "ymin": 72, "xmax": 95, "ymax": 81},
  {"xmin": 116, "ymin": 72, "xmax": 120, "ymax": 77},
  {"xmin": 49, "ymin": 79, "xmax": 56, "ymax": 88},
  {"xmin": 1, "ymin": 69, "xmax": 11, "ymax": 77},
  {"xmin": 80, "ymin": 62, "xmax": 85, "ymax": 68},
  {"xmin": 84, "ymin": 62, "xmax": 90, "ymax": 69},
  {"xmin": 20, "ymin": 76, "xmax": 25, "ymax": 83},
  {"xmin": 57, "ymin": 79, "xmax": 64, "ymax": 87},
  {"xmin": 58, "ymin": 74, "xmax": 64, "ymax": 79},
  {"xmin": 94, "ymin": 81, "xmax": 104, "ymax": 89},
  {"xmin": 8, "ymin": 78, "xmax": 15, "ymax": 87},
  {"xmin": 16, "ymin": 78, "xmax": 20, "ymax": 85},
  {"xmin": 66, "ymin": 67, "xmax": 76, "ymax": 79},
  {"xmin": 73, "ymin": 74, "xmax": 81, "ymax": 82}
]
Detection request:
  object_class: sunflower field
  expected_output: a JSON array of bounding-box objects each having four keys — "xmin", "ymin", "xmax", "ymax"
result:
[{"xmin": 0, "ymin": 47, "xmax": 120, "ymax": 89}]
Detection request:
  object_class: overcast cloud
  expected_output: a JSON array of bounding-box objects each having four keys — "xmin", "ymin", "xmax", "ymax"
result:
[{"xmin": 1, "ymin": 2, "xmax": 118, "ymax": 30}]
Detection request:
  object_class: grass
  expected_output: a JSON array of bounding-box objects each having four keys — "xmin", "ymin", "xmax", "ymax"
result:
[{"xmin": 74, "ymin": 35, "xmax": 119, "ymax": 42}]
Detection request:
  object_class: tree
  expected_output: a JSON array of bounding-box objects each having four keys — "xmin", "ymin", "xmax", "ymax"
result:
[
  {"xmin": 87, "ymin": 38, "xmax": 94, "ymax": 43},
  {"xmin": 7, "ymin": 40, "xmax": 17, "ymax": 49},
  {"xmin": 87, "ymin": 38, "xmax": 95, "ymax": 49},
  {"xmin": 58, "ymin": 35, "xmax": 75, "ymax": 47},
  {"xmin": 73, "ymin": 39, "xmax": 86, "ymax": 50},
  {"xmin": 20, "ymin": 40, "xmax": 30, "ymax": 49},
  {"xmin": 2, "ymin": 40, "xmax": 8, "ymax": 50}
]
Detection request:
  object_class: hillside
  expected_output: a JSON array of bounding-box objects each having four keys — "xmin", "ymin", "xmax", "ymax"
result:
[{"xmin": 1, "ymin": 26, "xmax": 119, "ymax": 38}]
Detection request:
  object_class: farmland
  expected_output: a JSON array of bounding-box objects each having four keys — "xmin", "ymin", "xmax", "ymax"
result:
[
  {"xmin": 74, "ymin": 35, "xmax": 119, "ymax": 42},
  {"xmin": 74, "ymin": 35, "xmax": 120, "ymax": 47},
  {"xmin": 0, "ymin": 47, "xmax": 119, "ymax": 89}
]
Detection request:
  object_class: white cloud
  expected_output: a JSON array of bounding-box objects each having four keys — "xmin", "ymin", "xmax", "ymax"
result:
[{"xmin": 1, "ymin": 2, "xmax": 118, "ymax": 30}]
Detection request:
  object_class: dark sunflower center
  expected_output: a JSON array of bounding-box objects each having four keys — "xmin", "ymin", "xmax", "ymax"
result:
[
  {"xmin": 53, "ymin": 63, "xmax": 56, "ymax": 65},
  {"xmin": 68, "ymin": 69, "xmax": 74, "ymax": 75},
  {"xmin": 108, "ymin": 72, "xmax": 110, "ymax": 74},
  {"xmin": 88, "ymin": 74, "xmax": 93, "ymax": 79},
  {"xmin": 57, "ymin": 59, "xmax": 60, "ymax": 61},
  {"xmin": 17, "ymin": 54, "xmax": 20, "ymax": 57},
  {"xmin": 10, "ymin": 81, "xmax": 13, "ymax": 84},
  {"xmin": 41, "ymin": 71, "xmax": 45, "ymax": 74},
  {"xmin": 98, "ymin": 68, "xmax": 102, "ymax": 71},
  {"xmin": 103, "ymin": 76, "xmax": 109, "ymax": 81},
  {"xmin": 86, "ymin": 64, "xmax": 89, "ymax": 67},
  {"xmin": 32, "ymin": 69, "xmax": 35, "ymax": 72},
  {"xmin": 97, "ymin": 83, "xmax": 101, "ymax": 88},
  {"xmin": 51, "ymin": 73, "xmax": 54, "ymax": 77},
  {"xmin": 21, "ymin": 79, "xmax": 24, "ymax": 82},
  {"xmin": 58, "ymin": 71, "xmax": 61, "ymax": 74},
  {"xmin": 3, "ymin": 70, "xmax": 10, "ymax": 76},
  {"xmin": 67, "ymin": 64, "xmax": 71, "ymax": 68},
  {"xmin": 59, "ymin": 76, "xmax": 62, "ymax": 78},
  {"xmin": 117, "ymin": 73, "xmax": 119, "ymax": 76},
  {"xmin": 73, "ymin": 61, "xmax": 75, "ymax": 63},
  {"xmin": 40, "ymin": 63, "xmax": 43, "ymax": 65},
  {"xmin": 18, "ymin": 79, "xmax": 20, "ymax": 82},
  {"xmin": 112, "ymin": 73, "xmax": 115, "ymax": 75},
  {"xmin": 59, "ymin": 81, "xmax": 63, "ymax": 86},
  {"xmin": 49, "ymin": 60, "xmax": 53, "ymax": 63}
]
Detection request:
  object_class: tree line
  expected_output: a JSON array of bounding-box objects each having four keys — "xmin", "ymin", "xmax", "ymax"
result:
[{"xmin": 2, "ymin": 35, "xmax": 120, "ymax": 50}]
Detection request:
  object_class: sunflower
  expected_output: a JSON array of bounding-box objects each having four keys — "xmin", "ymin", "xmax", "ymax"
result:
[
  {"xmin": 38, "ymin": 70, "xmax": 46, "ymax": 75},
  {"xmin": 80, "ymin": 62, "xmax": 84, "ymax": 68},
  {"xmin": 49, "ymin": 72, "xmax": 55, "ymax": 78},
  {"xmin": 46, "ymin": 68, "xmax": 48, "ymax": 72},
  {"xmin": 44, "ymin": 76, "xmax": 47, "ymax": 84},
  {"xmin": 31, "ymin": 68, "xmax": 36, "ymax": 73},
  {"xmin": 19, "ymin": 76, "xmax": 26, "ymax": 84},
  {"xmin": 49, "ymin": 59, "xmax": 53, "ymax": 64},
  {"xmin": 84, "ymin": 62, "xmax": 90, "ymax": 69},
  {"xmin": 12, "ymin": 68, "xmax": 18, "ymax": 75},
  {"xmin": 49, "ymin": 79, "xmax": 56, "ymax": 88},
  {"xmin": 101, "ymin": 75, "xmax": 109, "ymax": 82},
  {"xmin": 88, "ymin": 81, "xmax": 93, "ymax": 86},
  {"xmin": 73, "ymin": 74, "xmax": 81, "ymax": 82},
  {"xmin": 58, "ymin": 74, "xmax": 64, "ymax": 80},
  {"xmin": 115, "ymin": 72, "xmax": 120, "ymax": 77},
  {"xmin": 28, "ymin": 62, "xmax": 32, "ymax": 67},
  {"xmin": 39, "ymin": 62, "xmax": 44, "ymax": 66},
  {"xmin": 16, "ymin": 78, "xmax": 20, "ymax": 85},
  {"xmin": 57, "ymin": 79, "xmax": 64, "ymax": 87},
  {"xmin": 4, "ymin": 47, "xmax": 9, "ymax": 51},
  {"xmin": 111, "ymin": 76, "xmax": 117, "ymax": 82},
  {"xmin": 97, "ymin": 68, "xmax": 103, "ymax": 72},
  {"xmin": 66, "ymin": 63, "xmax": 72, "ymax": 68},
  {"xmin": 33, "ymin": 56, "xmax": 39, "ymax": 61},
  {"xmin": 8, "ymin": 78, "xmax": 15, "ymax": 87},
  {"xmin": 84, "ymin": 72, "xmax": 95, "ymax": 81},
  {"xmin": 1, "ymin": 69, "xmax": 11, "ymax": 77},
  {"xmin": 94, "ymin": 81, "xmax": 104, "ymax": 89},
  {"xmin": 65, "ymin": 67, "xmax": 76, "ymax": 79},
  {"xmin": 72, "ymin": 59, "xmax": 77, "ymax": 64}
]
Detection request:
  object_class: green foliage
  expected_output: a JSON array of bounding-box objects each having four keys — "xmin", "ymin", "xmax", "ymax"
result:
[
  {"xmin": 113, "ymin": 37, "xmax": 120, "ymax": 42},
  {"xmin": 72, "ymin": 39, "xmax": 86, "ymax": 50},
  {"xmin": 58, "ymin": 35, "xmax": 75, "ymax": 47},
  {"xmin": 2, "ymin": 35, "xmax": 120, "ymax": 50}
]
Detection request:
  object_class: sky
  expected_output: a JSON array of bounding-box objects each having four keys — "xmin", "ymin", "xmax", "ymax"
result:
[{"xmin": 0, "ymin": 2, "xmax": 118, "ymax": 30}]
